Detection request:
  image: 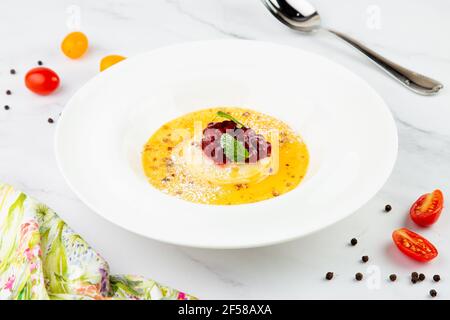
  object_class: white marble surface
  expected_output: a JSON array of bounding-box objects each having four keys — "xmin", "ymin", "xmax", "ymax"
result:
[{"xmin": 1, "ymin": 0, "xmax": 450, "ymax": 299}]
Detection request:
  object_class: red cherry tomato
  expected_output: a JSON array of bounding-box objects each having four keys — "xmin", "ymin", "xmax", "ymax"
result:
[
  {"xmin": 25, "ymin": 67, "xmax": 60, "ymax": 95},
  {"xmin": 392, "ymin": 228, "xmax": 438, "ymax": 262},
  {"xmin": 410, "ymin": 190, "xmax": 444, "ymax": 227}
]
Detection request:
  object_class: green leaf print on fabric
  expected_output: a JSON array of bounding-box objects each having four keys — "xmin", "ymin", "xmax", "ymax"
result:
[
  {"xmin": 43, "ymin": 220, "xmax": 68, "ymax": 294},
  {"xmin": 0, "ymin": 183, "xmax": 196, "ymax": 300}
]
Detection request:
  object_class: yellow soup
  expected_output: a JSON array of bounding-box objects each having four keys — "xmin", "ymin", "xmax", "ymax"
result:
[{"xmin": 142, "ymin": 107, "xmax": 309, "ymax": 205}]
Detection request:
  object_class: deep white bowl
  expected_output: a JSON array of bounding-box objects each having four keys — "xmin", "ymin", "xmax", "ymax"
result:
[{"xmin": 55, "ymin": 40, "xmax": 398, "ymax": 249}]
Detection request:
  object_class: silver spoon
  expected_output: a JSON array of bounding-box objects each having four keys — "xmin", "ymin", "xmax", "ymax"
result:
[{"xmin": 262, "ymin": 0, "xmax": 443, "ymax": 95}]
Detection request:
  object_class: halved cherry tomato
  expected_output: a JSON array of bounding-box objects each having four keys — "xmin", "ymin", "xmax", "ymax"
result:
[
  {"xmin": 24, "ymin": 67, "xmax": 60, "ymax": 95},
  {"xmin": 392, "ymin": 228, "xmax": 438, "ymax": 262},
  {"xmin": 100, "ymin": 55, "xmax": 126, "ymax": 71},
  {"xmin": 410, "ymin": 189, "xmax": 444, "ymax": 227},
  {"xmin": 61, "ymin": 31, "xmax": 88, "ymax": 59}
]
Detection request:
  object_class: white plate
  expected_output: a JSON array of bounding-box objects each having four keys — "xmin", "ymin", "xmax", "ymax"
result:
[{"xmin": 55, "ymin": 40, "xmax": 397, "ymax": 249}]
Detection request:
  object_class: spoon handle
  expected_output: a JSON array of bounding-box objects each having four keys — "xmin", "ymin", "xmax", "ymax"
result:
[{"xmin": 326, "ymin": 29, "xmax": 443, "ymax": 95}]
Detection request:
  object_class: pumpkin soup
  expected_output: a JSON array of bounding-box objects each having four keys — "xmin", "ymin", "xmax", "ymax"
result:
[{"xmin": 142, "ymin": 107, "xmax": 308, "ymax": 205}]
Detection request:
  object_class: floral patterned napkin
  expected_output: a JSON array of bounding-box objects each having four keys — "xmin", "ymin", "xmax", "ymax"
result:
[{"xmin": 0, "ymin": 183, "xmax": 195, "ymax": 300}]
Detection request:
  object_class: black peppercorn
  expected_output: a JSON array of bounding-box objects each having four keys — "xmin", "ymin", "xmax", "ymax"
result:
[
  {"xmin": 325, "ymin": 272, "xmax": 333, "ymax": 280},
  {"xmin": 362, "ymin": 256, "xmax": 369, "ymax": 263},
  {"xmin": 350, "ymin": 238, "xmax": 358, "ymax": 246},
  {"xmin": 419, "ymin": 273, "xmax": 425, "ymax": 281},
  {"xmin": 48, "ymin": 118, "xmax": 54, "ymax": 124},
  {"xmin": 411, "ymin": 272, "xmax": 419, "ymax": 280},
  {"xmin": 355, "ymin": 273, "xmax": 363, "ymax": 281},
  {"xmin": 38, "ymin": 60, "xmax": 43, "ymax": 66},
  {"xmin": 389, "ymin": 274, "xmax": 397, "ymax": 282},
  {"xmin": 430, "ymin": 289, "xmax": 437, "ymax": 298},
  {"xmin": 4, "ymin": 105, "xmax": 9, "ymax": 110},
  {"xmin": 6, "ymin": 90, "xmax": 11, "ymax": 95},
  {"xmin": 10, "ymin": 69, "xmax": 16, "ymax": 75},
  {"xmin": 385, "ymin": 204, "xmax": 392, "ymax": 212},
  {"xmin": 433, "ymin": 275, "xmax": 440, "ymax": 282}
]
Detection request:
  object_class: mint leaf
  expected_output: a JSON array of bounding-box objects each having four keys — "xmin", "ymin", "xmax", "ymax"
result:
[
  {"xmin": 220, "ymin": 133, "xmax": 249, "ymax": 163},
  {"xmin": 216, "ymin": 111, "xmax": 245, "ymax": 128}
]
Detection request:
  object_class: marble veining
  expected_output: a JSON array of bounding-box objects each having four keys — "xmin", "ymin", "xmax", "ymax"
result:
[{"xmin": 1, "ymin": 0, "xmax": 450, "ymax": 299}]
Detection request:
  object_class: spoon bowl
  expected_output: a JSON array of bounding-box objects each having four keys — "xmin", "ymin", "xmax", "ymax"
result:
[{"xmin": 262, "ymin": 0, "xmax": 321, "ymax": 33}]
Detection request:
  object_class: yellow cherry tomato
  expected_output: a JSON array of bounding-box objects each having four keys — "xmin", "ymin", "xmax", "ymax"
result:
[
  {"xmin": 61, "ymin": 31, "xmax": 88, "ymax": 59},
  {"xmin": 100, "ymin": 55, "xmax": 126, "ymax": 71}
]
